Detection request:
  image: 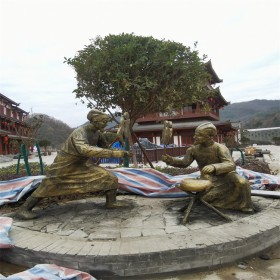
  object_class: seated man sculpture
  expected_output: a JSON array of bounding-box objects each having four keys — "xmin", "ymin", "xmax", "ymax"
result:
[
  {"xmin": 162, "ymin": 122, "xmax": 254, "ymax": 213},
  {"xmin": 18, "ymin": 109, "xmax": 131, "ymax": 220}
]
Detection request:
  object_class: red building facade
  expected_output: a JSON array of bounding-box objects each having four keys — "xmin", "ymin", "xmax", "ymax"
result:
[
  {"xmin": 133, "ymin": 60, "xmax": 236, "ymax": 146},
  {"xmin": 0, "ymin": 93, "xmax": 29, "ymax": 155}
]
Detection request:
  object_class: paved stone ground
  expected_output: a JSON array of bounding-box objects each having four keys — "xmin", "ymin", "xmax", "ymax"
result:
[
  {"xmin": 8, "ymin": 195, "xmax": 277, "ymax": 239},
  {"xmin": 1, "ymin": 194, "xmax": 280, "ymax": 278}
]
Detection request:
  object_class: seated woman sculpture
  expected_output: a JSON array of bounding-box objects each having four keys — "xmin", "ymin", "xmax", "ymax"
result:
[
  {"xmin": 18, "ymin": 109, "xmax": 131, "ymax": 220},
  {"xmin": 162, "ymin": 122, "xmax": 254, "ymax": 213}
]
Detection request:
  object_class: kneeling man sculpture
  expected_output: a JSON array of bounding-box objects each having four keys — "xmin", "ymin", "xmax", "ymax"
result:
[
  {"xmin": 162, "ymin": 122, "xmax": 253, "ymax": 215},
  {"xmin": 18, "ymin": 109, "xmax": 131, "ymax": 220}
]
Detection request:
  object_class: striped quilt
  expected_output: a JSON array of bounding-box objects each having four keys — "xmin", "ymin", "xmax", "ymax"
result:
[
  {"xmin": 2, "ymin": 264, "xmax": 96, "ymax": 280},
  {"xmin": 0, "ymin": 217, "xmax": 12, "ymax": 248},
  {"xmin": 112, "ymin": 166, "xmax": 280, "ymax": 197},
  {"xmin": 0, "ymin": 175, "xmax": 45, "ymax": 206},
  {"xmin": 0, "ymin": 168, "xmax": 279, "ymax": 205}
]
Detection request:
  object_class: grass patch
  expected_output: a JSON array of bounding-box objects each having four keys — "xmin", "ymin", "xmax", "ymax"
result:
[{"xmin": 0, "ymin": 163, "xmax": 49, "ymax": 181}]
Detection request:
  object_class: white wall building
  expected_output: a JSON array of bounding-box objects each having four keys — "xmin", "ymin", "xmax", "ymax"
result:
[{"xmin": 246, "ymin": 127, "xmax": 280, "ymax": 143}]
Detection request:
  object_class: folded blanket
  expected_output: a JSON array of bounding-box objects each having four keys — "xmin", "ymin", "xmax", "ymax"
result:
[
  {"xmin": 0, "ymin": 217, "xmax": 12, "ymax": 248},
  {"xmin": 0, "ymin": 176, "xmax": 45, "ymax": 206},
  {"xmin": 3, "ymin": 264, "xmax": 96, "ymax": 280}
]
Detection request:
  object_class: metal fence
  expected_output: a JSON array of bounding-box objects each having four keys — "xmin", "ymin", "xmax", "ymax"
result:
[{"xmin": 99, "ymin": 146, "xmax": 189, "ymax": 165}]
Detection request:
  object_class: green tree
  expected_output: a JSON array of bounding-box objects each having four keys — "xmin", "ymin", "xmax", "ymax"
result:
[
  {"xmin": 65, "ymin": 33, "xmax": 212, "ymax": 126},
  {"xmin": 239, "ymin": 127, "xmax": 251, "ymax": 146},
  {"xmin": 39, "ymin": 139, "xmax": 52, "ymax": 152},
  {"xmin": 105, "ymin": 132, "xmax": 119, "ymax": 144},
  {"xmin": 272, "ymin": 136, "xmax": 280, "ymax": 145},
  {"xmin": 240, "ymin": 135, "xmax": 250, "ymax": 146},
  {"xmin": 224, "ymin": 131, "xmax": 237, "ymax": 148}
]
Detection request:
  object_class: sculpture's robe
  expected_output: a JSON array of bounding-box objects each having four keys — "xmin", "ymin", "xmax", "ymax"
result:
[
  {"xmin": 32, "ymin": 125, "xmax": 117, "ymax": 198},
  {"xmin": 171, "ymin": 142, "xmax": 252, "ymax": 210}
]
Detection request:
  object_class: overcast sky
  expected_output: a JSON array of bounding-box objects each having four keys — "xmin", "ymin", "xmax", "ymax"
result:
[{"xmin": 0, "ymin": 0, "xmax": 279, "ymax": 128}]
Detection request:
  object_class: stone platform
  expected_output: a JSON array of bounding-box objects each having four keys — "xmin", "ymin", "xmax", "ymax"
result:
[{"xmin": 2, "ymin": 194, "xmax": 280, "ymax": 279}]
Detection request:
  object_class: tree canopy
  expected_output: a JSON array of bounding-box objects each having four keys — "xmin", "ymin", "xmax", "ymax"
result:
[
  {"xmin": 38, "ymin": 139, "xmax": 52, "ymax": 150},
  {"xmin": 65, "ymin": 33, "xmax": 212, "ymax": 126}
]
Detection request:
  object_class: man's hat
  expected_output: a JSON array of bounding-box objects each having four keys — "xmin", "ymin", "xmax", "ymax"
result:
[
  {"xmin": 87, "ymin": 109, "xmax": 109, "ymax": 121},
  {"xmin": 195, "ymin": 122, "xmax": 217, "ymax": 136}
]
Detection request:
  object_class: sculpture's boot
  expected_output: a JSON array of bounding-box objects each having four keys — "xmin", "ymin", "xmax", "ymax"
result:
[
  {"xmin": 17, "ymin": 196, "xmax": 42, "ymax": 220},
  {"xmin": 241, "ymin": 207, "xmax": 255, "ymax": 214},
  {"xmin": 105, "ymin": 189, "xmax": 130, "ymax": 208}
]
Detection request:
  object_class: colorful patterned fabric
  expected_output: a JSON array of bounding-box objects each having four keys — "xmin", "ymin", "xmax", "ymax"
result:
[
  {"xmin": 0, "ymin": 176, "xmax": 45, "ymax": 206},
  {"xmin": 3, "ymin": 264, "xmax": 96, "ymax": 280},
  {"xmin": 0, "ymin": 168, "xmax": 279, "ymax": 204},
  {"xmin": 112, "ymin": 167, "xmax": 280, "ymax": 197},
  {"xmin": 0, "ymin": 217, "xmax": 12, "ymax": 248},
  {"xmin": 236, "ymin": 166, "xmax": 280, "ymax": 190},
  {"xmin": 112, "ymin": 168, "xmax": 199, "ymax": 197}
]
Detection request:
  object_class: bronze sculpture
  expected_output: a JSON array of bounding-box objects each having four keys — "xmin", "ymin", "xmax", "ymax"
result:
[
  {"xmin": 162, "ymin": 122, "xmax": 253, "ymax": 213},
  {"xmin": 117, "ymin": 112, "xmax": 131, "ymax": 147},
  {"xmin": 161, "ymin": 120, "xmax": 173, "ymax": 154},
  {"xmin": 18, "ymin": 109, "xmax": 131, "ymax": 220}
]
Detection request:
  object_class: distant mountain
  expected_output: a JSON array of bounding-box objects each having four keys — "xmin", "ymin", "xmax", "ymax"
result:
[
  {"xmin": 30, "ymin": 113, "xmax": 121, "ymax": 149},
  {"xmin": 220, "ymin": 99, "xmax": 280, "ymax": 128},
  {"xmin": 30, "ymin": 114, "xmax": 74, "ymax": 148}
]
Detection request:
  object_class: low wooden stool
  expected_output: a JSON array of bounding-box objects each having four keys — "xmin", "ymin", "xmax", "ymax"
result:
[{"xmin": 179, "ymin": 178, "xmax": 232, "ymax": 224}]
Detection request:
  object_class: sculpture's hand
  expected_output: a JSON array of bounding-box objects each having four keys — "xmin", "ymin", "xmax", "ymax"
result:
[
  {"xmin": 123, "ymin": 151, "xmax": 133, "ymax": 157},
  {"xmin": 112, "ymin": 150, "xmax": 132, "ymax": 158},
  {"xmin": 162, "ymin": 154, "xmax": 173, "ymax": 165},
  {"xmin": 112, "ymin": 150, "xmax": 124, "ymax": 158},
  {"xmin": 201, "ymin": 165, "xmax": 215, "ymax": 174}
]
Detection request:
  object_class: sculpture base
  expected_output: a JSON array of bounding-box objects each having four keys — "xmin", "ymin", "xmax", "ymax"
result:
[{"xmin": 2, "ymin": 195, "xmax": 280, "ymax": 278}]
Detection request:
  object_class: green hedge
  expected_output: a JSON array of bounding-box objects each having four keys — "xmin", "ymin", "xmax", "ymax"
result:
[{"xmin": 0, "ymin": 163, "xmax": 49, "ymax": 181}]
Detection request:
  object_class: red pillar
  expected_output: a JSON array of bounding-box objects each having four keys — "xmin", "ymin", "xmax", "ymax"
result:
[{"xmin": 0, "ymin": 138, "xmax": 2, "ymax": 155}]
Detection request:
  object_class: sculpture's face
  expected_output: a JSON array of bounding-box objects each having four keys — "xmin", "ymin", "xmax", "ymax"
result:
[
  {"xmin": 193, "ymin": 130, "xmax": 209, "ymax": 145},
  {"xmin": 91, "ymin": 115, "xmax": 110, "ymax": 131}
]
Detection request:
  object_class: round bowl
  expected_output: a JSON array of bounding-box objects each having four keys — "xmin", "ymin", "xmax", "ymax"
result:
[{"xmin": 179, "ymin": 178, "xmax": 212, "ymax": 192}]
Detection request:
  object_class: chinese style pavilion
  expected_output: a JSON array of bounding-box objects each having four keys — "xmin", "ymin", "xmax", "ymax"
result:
[
  {"xmin": 133, "ymin": 60, "xmax": 236, "ymax": 146},
  {"xmin": 0, "ymin": 93, "xmax": 29, "ymax": 155}
]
